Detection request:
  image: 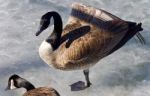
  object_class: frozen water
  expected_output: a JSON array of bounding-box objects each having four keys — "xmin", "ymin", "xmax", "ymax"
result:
[{"xmin": 0, "ymin": 0, "xmax": 150, "ymax": 96}]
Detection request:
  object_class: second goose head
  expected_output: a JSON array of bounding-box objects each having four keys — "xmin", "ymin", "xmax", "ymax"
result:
[
  {"xmin": 5, "ymin": 74, "xmax": 35, "ymax": 91},
  {"xmin": 6, "ymin": 74, "xmax": 60, "ymax": 96}
]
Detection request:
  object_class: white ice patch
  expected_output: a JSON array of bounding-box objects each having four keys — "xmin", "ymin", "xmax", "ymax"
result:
[
  {"xmin": 0, "ymin": 86, "xmax": 10, "ymax": 96},
  {"xmin": 0, "ymin": 0, "xmax": 149, "ymax": 96}
]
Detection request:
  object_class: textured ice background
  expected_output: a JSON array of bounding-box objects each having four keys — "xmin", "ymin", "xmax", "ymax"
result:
[{"xmin": 0, "ymin": 0, "xmax": 150, "ymax": 96}]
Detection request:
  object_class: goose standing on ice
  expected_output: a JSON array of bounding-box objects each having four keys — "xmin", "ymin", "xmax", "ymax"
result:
[
  {"xmin": 35, "ymin": 3, "xmax": 144, "ymax": 88},
  {"xmin": 5, "ymin": 74, "xmax": 60, "ymax": 96}
]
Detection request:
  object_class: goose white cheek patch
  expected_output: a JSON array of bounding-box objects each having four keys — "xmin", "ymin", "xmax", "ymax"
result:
[
  {"xmin": 10, "ymin": 80, "xmax": 16, "ymax": 90},
  {"xmin": 49, "ymin": 17, "xmax": 54, "ymax": 26}
]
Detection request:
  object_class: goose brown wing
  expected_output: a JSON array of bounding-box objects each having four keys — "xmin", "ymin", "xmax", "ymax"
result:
[{"xmin": 55, "ymin": 20, "xmax": 128, "ymax": 69}]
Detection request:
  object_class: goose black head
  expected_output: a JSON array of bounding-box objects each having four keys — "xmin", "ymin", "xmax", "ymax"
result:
[
  {"xmin": 36, "ymin": 11, "xmax": 63, "ymax": 37},
  {"xmin": 5, "ymin": 74, "xmax": 20, "ymax": 90},
  {"xmin": 5, "ymin": 74, "xmax": 35, "ymax": 91},
  {"xmin": 36, "ymin": 12, "xmax": 51, "ymax": 36}
]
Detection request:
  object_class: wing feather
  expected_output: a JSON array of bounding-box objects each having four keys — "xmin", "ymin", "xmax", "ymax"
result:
[{"xmin": 55, "ymin": 10, "xmax": 129, "ymax": 69}]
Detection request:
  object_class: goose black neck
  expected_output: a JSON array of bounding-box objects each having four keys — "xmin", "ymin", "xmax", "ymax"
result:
[
  {"xmin": 47, "ymin": 11, "xmax": 63, "ymax": 32},
  {"xmin": 22, "ymin": 80, "xmax": 35, "ymax": 91},
  {"xmin": 46, "ymin": 12, "xmax": 63, "ymax": 50}
]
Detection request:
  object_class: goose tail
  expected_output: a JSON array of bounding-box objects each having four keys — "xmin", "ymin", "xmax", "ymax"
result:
[
  {"xmin": 108, "ymin": 22, "xmax": 145, "ymax": 55},
  {"xmin": 127, "ymin": 22, "xmax": 145, "ymax": 44}
]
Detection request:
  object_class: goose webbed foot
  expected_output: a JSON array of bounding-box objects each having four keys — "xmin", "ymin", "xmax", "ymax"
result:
[
  {"xmin": 70, "ymin": 69, "xmax": 91, "ymax": 91},
  {"xmin": 70, "ymin": 81, "xmax": 86, "ymax": 91}
]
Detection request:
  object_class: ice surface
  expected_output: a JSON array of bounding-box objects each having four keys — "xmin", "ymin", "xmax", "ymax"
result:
[{"xmin": 0, "ymin": 0, "xmax": 150, "ymax": 96}]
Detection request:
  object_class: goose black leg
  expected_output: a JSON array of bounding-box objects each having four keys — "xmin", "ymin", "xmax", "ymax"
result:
[{"xmin": 83, "ymin": 69, "xmax": 92, "ymax": 87}]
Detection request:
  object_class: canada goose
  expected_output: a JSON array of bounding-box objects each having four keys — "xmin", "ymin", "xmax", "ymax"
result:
[
  {"xmin": 5, "ymin": 74, "xmax": 60, "ymax": 96},
  {"xmin": 35, "ymin": 3, "xmax": 144, "ymax": 88}
]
